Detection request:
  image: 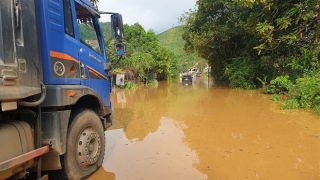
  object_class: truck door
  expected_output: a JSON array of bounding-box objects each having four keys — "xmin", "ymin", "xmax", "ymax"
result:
[
  {"xmin": 38, "ymin": 0, "xmax": 81, "ymax": 85},
  {"xmin": 75, "ymin": 3, "xmax": 110, "ymax": 106}
]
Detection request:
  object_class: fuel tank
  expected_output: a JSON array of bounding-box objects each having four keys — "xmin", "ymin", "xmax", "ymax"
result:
[{"xmin": 0, "ymin": 121, "xmax": 35, "ymax": 179}]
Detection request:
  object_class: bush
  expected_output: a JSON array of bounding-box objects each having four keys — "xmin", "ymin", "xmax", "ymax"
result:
[
  {"xmin": 294, "ymin": 73, "xmax": 320, "ymax": 108},
  {"xmin": 268, "ymin": 75, "xmax": 293, "ymax": 94},
  {"xmin": 282, "ymin": 70, "xmax": 320, "ymax": 112},
  {"xmin": 281, "ymin": 98, "xmax": 300, "ymax": 109},
  {"xmin": 272, "ymin": 95, "xmax": 280, "ymax": 102},
  {"xmin": 148, "ymin": 79, "xmax": 159, "ymax": 86},
  {"xmin": 313, "ymin": 105, "xmax": 320, "ymax": 115},
  {"xmin": 124, "ymin": 81, "xmax": 138, "ymax": 90},
  {"xmin": 170, "ymin": 69, "xmax": 180, "ymax": 78},
  {"xmin": 274, "ymin": 48, "xmax": 320, "ymax": 114},
  {"xmin": 225, "ymin": 56, "xmax": 258, "ymax": 89}
]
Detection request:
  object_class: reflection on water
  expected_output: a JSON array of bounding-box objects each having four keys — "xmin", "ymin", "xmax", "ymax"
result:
[
  {"xmin": 89, "ymin": 77, "xmax": 320, "ymax": 180},
  {"xmin": 87, "ymin": 168, "xmax": 115, "ymax": 180},
  {"xmin": 88, "ymin": 118, "xmax": 206, "ymax": 180}
]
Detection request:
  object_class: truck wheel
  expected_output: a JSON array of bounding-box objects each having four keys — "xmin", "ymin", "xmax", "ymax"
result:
[{"xmin": 52, "ymin": 109, "xmax": 105, "ymax": 180}]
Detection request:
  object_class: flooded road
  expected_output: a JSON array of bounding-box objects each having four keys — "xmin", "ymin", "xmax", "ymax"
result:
[{"xmin": 88, "ymin": 77, "xmax": 320, "ymax": 180}]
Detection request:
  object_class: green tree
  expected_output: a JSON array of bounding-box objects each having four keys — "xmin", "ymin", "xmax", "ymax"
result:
[
  {"xmin": 126, "ymin": 52, "xmax": 154, "ymax": 83},
  {"xmin": 181, "ymin": 0, "xmax": 261, "ymax": 83},
  {"xmin": 181, "ymin": 0, "xmax": 319, "ymax": 86},
  {"xmin": 231, "ymin": 0, "xmax": 320, "ymax": 53},
  {"xmin": 108, "ymin": 23, "xmax": 179, "ymax": 82}
]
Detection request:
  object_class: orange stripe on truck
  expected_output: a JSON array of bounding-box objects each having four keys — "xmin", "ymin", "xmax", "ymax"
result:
[
  {"xmin": 50, "ymin": 51, "xmax": 79, "ymax": 63},
  {"xmin": 87, "ymin": 65, "xmax": 108, "ymax": 80}
]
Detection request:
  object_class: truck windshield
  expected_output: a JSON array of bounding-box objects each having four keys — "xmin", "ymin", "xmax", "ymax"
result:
[{"xmin": 76, "ymin": 4, "xmax": 102, "ymax": 55}]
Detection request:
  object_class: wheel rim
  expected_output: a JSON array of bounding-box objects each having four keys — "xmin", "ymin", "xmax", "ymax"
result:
[{"xmin": 76, "ymin": 126, "xmax": 101, "ymax": 169}]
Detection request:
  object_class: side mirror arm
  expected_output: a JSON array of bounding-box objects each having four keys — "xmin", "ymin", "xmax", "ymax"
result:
[{"xmin": 104, "ymin": 56, "xmax": 123, "ymax": 73}]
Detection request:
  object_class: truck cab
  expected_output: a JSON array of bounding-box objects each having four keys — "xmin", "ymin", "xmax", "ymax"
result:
[{"xmin": 0, "ymin": 0, "xmax": 124, "ymax": 179}]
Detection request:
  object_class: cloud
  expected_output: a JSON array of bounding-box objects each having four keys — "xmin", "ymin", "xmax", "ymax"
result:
[{"xmin": 98, "ymin": 0, "xmax": 197, "ymax": 34}]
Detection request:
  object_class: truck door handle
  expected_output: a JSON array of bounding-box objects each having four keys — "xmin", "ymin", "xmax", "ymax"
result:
[{"xmin": 80, "ymin": 62, "xmax": 87, "ymax": 79}]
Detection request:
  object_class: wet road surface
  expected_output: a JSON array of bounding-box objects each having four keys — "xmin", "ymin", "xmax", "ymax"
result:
[{"xmin": 88, "ymin": 77, "xmax": 320, "ymax": 180}]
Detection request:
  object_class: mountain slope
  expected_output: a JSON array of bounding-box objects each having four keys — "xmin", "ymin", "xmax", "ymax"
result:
[{"xmin": 157, "ymin": 26, "xmax": 204, "ymax": 72}]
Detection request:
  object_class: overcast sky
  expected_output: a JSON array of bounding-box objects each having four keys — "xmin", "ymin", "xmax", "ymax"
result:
[{"xmin": 97, "ymin": 0, "xmax": 197, "ymax": 34}]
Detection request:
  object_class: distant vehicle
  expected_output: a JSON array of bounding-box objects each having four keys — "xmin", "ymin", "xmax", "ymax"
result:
[{"xmin": 182, "ymin": 75, "xmax": 192, "ymax": 85}]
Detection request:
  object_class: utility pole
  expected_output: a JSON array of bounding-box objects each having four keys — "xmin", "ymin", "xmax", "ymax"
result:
[{"xmin": 207, "ymin": 66, "xmax": 210, "ymax": 88}]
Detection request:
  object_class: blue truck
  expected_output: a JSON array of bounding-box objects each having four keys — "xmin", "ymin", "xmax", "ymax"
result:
[{"xmin": 0, "ymin": 0, "xmax": 125, "ymax": 179}]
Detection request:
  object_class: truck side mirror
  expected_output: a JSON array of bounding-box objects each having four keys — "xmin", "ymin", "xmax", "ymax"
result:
[
  {"xmin": 111, "ymin": 14, "xmax": 124, "ymax": 42},
  {"xmin": 114, "ymin": 42, "xmax": 125, "ymax": 56}
]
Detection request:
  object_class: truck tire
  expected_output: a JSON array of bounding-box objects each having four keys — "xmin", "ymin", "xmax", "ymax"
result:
[{"xmin": 50, "ymin": 108, "xmax": 105, "ymax": 180}]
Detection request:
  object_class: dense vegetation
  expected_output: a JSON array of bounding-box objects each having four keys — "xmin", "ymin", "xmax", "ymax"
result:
[
  {"xmin": 180, "ymin": 0, "xmax": 320, "ymax": 113},
  {"xmin": 107, "ymin": 23, "xmax": 179, "ymax": 84}
]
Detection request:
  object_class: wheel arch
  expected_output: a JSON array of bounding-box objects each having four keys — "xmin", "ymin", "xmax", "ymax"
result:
[
  {"xmin": 73, "ymin": 95, "xmax": 105, "ymax": 117},
  {"xmin": 41, "ymin": 85, "xmax": 111, "ymax": 116}
]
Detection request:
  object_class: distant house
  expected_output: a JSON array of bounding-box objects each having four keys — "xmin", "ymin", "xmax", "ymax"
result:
[{"xmin": 188, "ymin": 68, "xmax": 198, "ymax": 75}]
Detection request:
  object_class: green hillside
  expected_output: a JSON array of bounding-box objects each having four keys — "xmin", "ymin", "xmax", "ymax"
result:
[
  {"xmin": 79, "ymin": 22, "xmax": 112, "ymax": 41},
  {"xmin": 157, "ymin": 26, "xmax": 205, "ymax": 72}
]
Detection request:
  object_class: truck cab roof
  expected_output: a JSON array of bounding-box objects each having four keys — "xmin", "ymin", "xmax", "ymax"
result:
[
  {"xmin": 77, "ymin": 0, "xmax": 95, "ymax": 8},
  {"xmin": 76, "ymin": 0, "xmax": 100, "ymax": 17}
]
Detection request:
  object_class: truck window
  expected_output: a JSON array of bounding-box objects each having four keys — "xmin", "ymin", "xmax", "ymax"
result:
[
  {"xmin": 76, "ymin": 5, "xmax": 102, "ymax": 55},
  {"xmin": 63, "ymin": 0, "xmax": 74, "ymax": 37}
]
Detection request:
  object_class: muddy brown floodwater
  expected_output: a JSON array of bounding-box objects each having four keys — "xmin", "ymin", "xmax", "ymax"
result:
[{"xmin": 88, "ymin": 77, "xmax": 320, "ymax": 180}]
